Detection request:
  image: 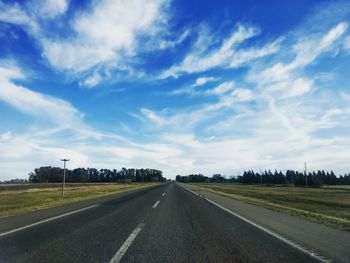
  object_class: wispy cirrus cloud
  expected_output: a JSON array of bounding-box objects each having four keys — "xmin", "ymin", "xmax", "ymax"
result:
[
  {"xmin": 247, "ymin": 22, "xmax": 348, "ymax": 98},
  {"xmin": 170, "ymin": 80, "xmax": 234, "ymax": 97},
  {"xmin": 192, "ymin": 76, "xmax": 218, "ymax": 87},
  {"xmin": 134, "ymin": 16, "xmax": 350, "ymax": 177},
  {"xmin": 159, "ymin": 29, "xmax": 190, "ymax": 50},
  {"xmin": 0, "ymin": 2, "xmax": 32, "ymax": 25},
  {"xmin": 344, "ymin": 36, "xmax": 350, "ymax": 49},
  {"xmin": 0, "ymin": 60, "xmax": 125, "ymax": 140},
  {"xmin": 0, "ymin": 60, "xmax": 82, "ymax": 128},
  {"xmin": 160, "ymin": 24, "xmax": 280, "ymax": 79},
  {"xmin": 205, "ymin": 81, "xmax": 235, "ymax": 95},
  {"xmin": 28, "ymin": 0, "xmax": 69, "ymax": 19}
]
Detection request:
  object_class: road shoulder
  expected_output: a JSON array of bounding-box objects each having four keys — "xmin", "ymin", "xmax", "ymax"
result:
[{"xmin": 182, "ymin": 183, "xmax": 350, "ymax": 263}]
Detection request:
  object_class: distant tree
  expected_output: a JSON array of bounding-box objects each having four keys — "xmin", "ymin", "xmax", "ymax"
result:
[{"xmin": 28, "ymin": 166, "xmax": 165, "ymax": 183}]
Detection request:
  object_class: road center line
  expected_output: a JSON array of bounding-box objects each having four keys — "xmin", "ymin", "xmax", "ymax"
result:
[
  {"xmin": 162, "ymin": 192, "xmax": 166, "ymax": 197},
  {"xmin": 152, "ymin": 200, "xmax": 160, "ymax": 208},
  {"xmin": 0, "ymin": 204, "xmax": 98, "ymax": 238},
  {"xmin": 109, "ymin": 223, "xmax": 145, "ymax": 263}
]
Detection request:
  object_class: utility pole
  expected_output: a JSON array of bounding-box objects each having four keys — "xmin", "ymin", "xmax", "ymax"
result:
[
  {"xmin": 304, "ymin": 162, "xmax": 308, "ymax": 188},
  {"xmin": 60, "ymin": 159, "xmax": 70, "ymax": 197},
  {"xmin": 125, "ymin": 170, "xmax": 127, "ymax": 189},
  {"xmin": 260, "ymin": 169, "xmax": 263, "ymax": 185}
]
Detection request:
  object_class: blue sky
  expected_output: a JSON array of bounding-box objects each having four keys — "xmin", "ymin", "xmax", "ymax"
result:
[{"xmin": 1, "ymin": 0, "xmax": 350, "ymax": 180}]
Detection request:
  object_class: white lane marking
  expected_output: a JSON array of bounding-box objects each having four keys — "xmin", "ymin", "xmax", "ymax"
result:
[
  {"xmin": 178, "ymin": 183, "xmax": 329, "ymax": 263},
  {"xmin": 152, "ymin": 200, "xmax": 160, "ymax": 208},
  {"xmin": 0, "ymin": 205, "xmax": 98, "ymax": 238},
  {"xmin": 162, "ymin": 192, "xmax": 166, "ymax": 197},
  {"xmin": 109, "ymin": 223, "xmax": 145, "ymax": 263},
  {"xmin": 177, "ymin": 183, "xmax": 201, "ymax": 197}
]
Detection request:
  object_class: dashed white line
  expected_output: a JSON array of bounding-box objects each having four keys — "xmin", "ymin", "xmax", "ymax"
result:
[
  {"xmin": 162, "ymin": 192, "xmax": 166, "ymax": 197},
  {"xmin": 0, "ymin": 204, "xmax": 98, "ymax": 238},
  {"xmin": 152, "ymin": 200, "xmax": 160, "ymax": 208},
  {"xmin": 109, "ymin": 223, "xmax": 145, "ymax": 263}
]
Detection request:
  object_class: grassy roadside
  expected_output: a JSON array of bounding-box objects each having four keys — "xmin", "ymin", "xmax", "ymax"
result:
[
  {"xmin": 0, "ymin": 183, "xmax": 158, "ymax": 218},
  {"xmin": 189, "ymin": 183, "xmax": 350, "ymax": 230}
]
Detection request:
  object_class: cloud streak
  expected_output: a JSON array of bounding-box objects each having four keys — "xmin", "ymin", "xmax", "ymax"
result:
[
  {"xmin": 160, "ymin": 24, "xmax": 280, "ymax": 78},
  {"xmin": 0, "ymin": 61, "xmax": 83, "ymax": 128}
]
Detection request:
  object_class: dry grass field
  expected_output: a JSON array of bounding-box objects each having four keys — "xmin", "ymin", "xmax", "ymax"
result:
[
  {"xmin": 0, "ymin": 183, "xmax": 158, "ymax": 218},
  {"xmin": 190, "ymin": 183, "xmax": 350, "ymax": 229}
]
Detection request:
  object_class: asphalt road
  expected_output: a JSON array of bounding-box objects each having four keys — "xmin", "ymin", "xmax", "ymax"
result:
[
  {"xmin": 187, "ymin": 184, "xmax": 350, "ymax": 263},
  {"xmin": 0, "ymin": 183, "xmax": 323, "ymax": 262}
]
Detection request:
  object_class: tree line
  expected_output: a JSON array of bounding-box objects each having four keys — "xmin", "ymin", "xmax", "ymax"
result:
[
  {"xmin": 29, "ymin": 167, "xmax": 165, "ymax": 183},
  {"xmin": 176, "ymin": 170, "xmax": 350, "ymax": 187}
]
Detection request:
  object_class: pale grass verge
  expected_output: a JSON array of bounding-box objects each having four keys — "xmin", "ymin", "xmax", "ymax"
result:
[
  {"xmin": 0, "ymin": 183, "xmax": 158, "ymax": 218},
  {"xmin": 188, "ymin": 184, "xmax": 350, "ymax": 229}
]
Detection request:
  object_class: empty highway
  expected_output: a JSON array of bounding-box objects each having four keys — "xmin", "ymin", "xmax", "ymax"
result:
[{"xmin": 0, "ymin": 183, "xmax": 334, "ymax": 262}]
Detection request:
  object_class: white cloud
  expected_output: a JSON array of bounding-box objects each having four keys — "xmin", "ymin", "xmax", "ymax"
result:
[
  {"xmin": 248, "ymin": 22, "xmax": 348, "ymax": 100},
  {"xmin": 231, "ymin": 88, "xmax": 253, "ymax": 101},
  {"xmin": 0, "ymin": 2, "xmax": 31, "ymax": 25},
  {"xmin": 168, "ymin": 86, "xmax": 195, "ymax": 96},
  {"xmin": 170, "ymin": 80, "xmax": 233, "ymax": 97},
  {"xmin": 229, "ymin": 40, "xmax": 281, "ymax": 68},
  {"xmin": 0, "ymin": 130, "xmax": 90, "ymax": 180},
  {"xmin": 320, "ymin": 22, "xmax": 348, "ymax": 49},
  {"xmin": 171, "ymin": 81, "xmax": 250, "ymax": 101},
  {"xmin": 192, "ymin": 76, "xmax": 217, "ymax": 87},
  {"xmin": 29, "ymin": 0, "xmax": 69, "ymax": 19},
  {"xmin": 140, "ymin": 108, "xmax": 168, "ymax": 128},
  {"xmin": 345, "ymin": 36, "xmax": 350, "ymax": 50},
  {"xmin": 205, "ymin": 81, "xmax": 234, "ymax": 95},
  {"xmin": 0, "ymin": 62, "xmax": 136, "ymax": 179},
  {"xmin": 0, "ymin": 0, "xmax": 169, "ymax": 87},
  {"xmin": 160, "ymin": 24, "xmax": 279, "ymax": 78},
  {"xmin": 159, "ymin": 29, "xmax": 190, "ymax": 49},
  {"xmin": 286, "ymin": 78, "xmax": 314, "ymax": 97},
  {"xmin": 79, "ymin": 71, "xmax": 102, "ymax": 88},
  {"xmin": 0, "ymin": 61, "xmax": 116, "ymax": 140},
  {"xmin": 0, "ymin": 63, "xmax": 82, "ymax": 127},
  {"xmin": 132, "ymin": 20, "xmax": 350, "ymax": 178},
  {"xmin": 42, "ymin": 0, "xmax": 168, "ymax": 74}
]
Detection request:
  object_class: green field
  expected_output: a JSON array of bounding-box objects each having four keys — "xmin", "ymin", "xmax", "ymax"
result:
[
  {"xmin": 0, "ymin": 183, "xmax": 157, "ymax": 218},
  {"xmin": 189, "ymin": 183, "xmax": 350, "ymax": 229}
]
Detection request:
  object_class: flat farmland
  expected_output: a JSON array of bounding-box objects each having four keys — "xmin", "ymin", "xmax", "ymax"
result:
[
  {"xmin": 190, "ymin": 183, "xmax": 350, "ymax": 229},
  {"xmin": 0, "ymin": 183, "xmax": 158, "ymax": 218}
]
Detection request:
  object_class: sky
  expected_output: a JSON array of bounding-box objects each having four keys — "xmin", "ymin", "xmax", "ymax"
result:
[{"xmin": 1, "ymin": 0, "xmax": 350, "ymax": 180}]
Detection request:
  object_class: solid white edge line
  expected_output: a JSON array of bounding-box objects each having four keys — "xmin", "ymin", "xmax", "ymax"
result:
[
  {"xmin": 0, "ymin": 204, "xmax": 98, "ymax": 238},
  {"xmin": 109, "ymin": 223, "xmax": 145, "ymax": 263},
  {"xmin": 152, "ymin": 200, "xmax": 160, "ymax": 208},
  {"xmin": 178, "ymin": 183, "xmax": 330, "ymax": 263}
]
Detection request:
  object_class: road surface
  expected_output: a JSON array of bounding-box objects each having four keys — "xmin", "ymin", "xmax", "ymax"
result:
[{"xmin": 0, "ymin": 182, "xmax": 336, "ymax": 262}]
